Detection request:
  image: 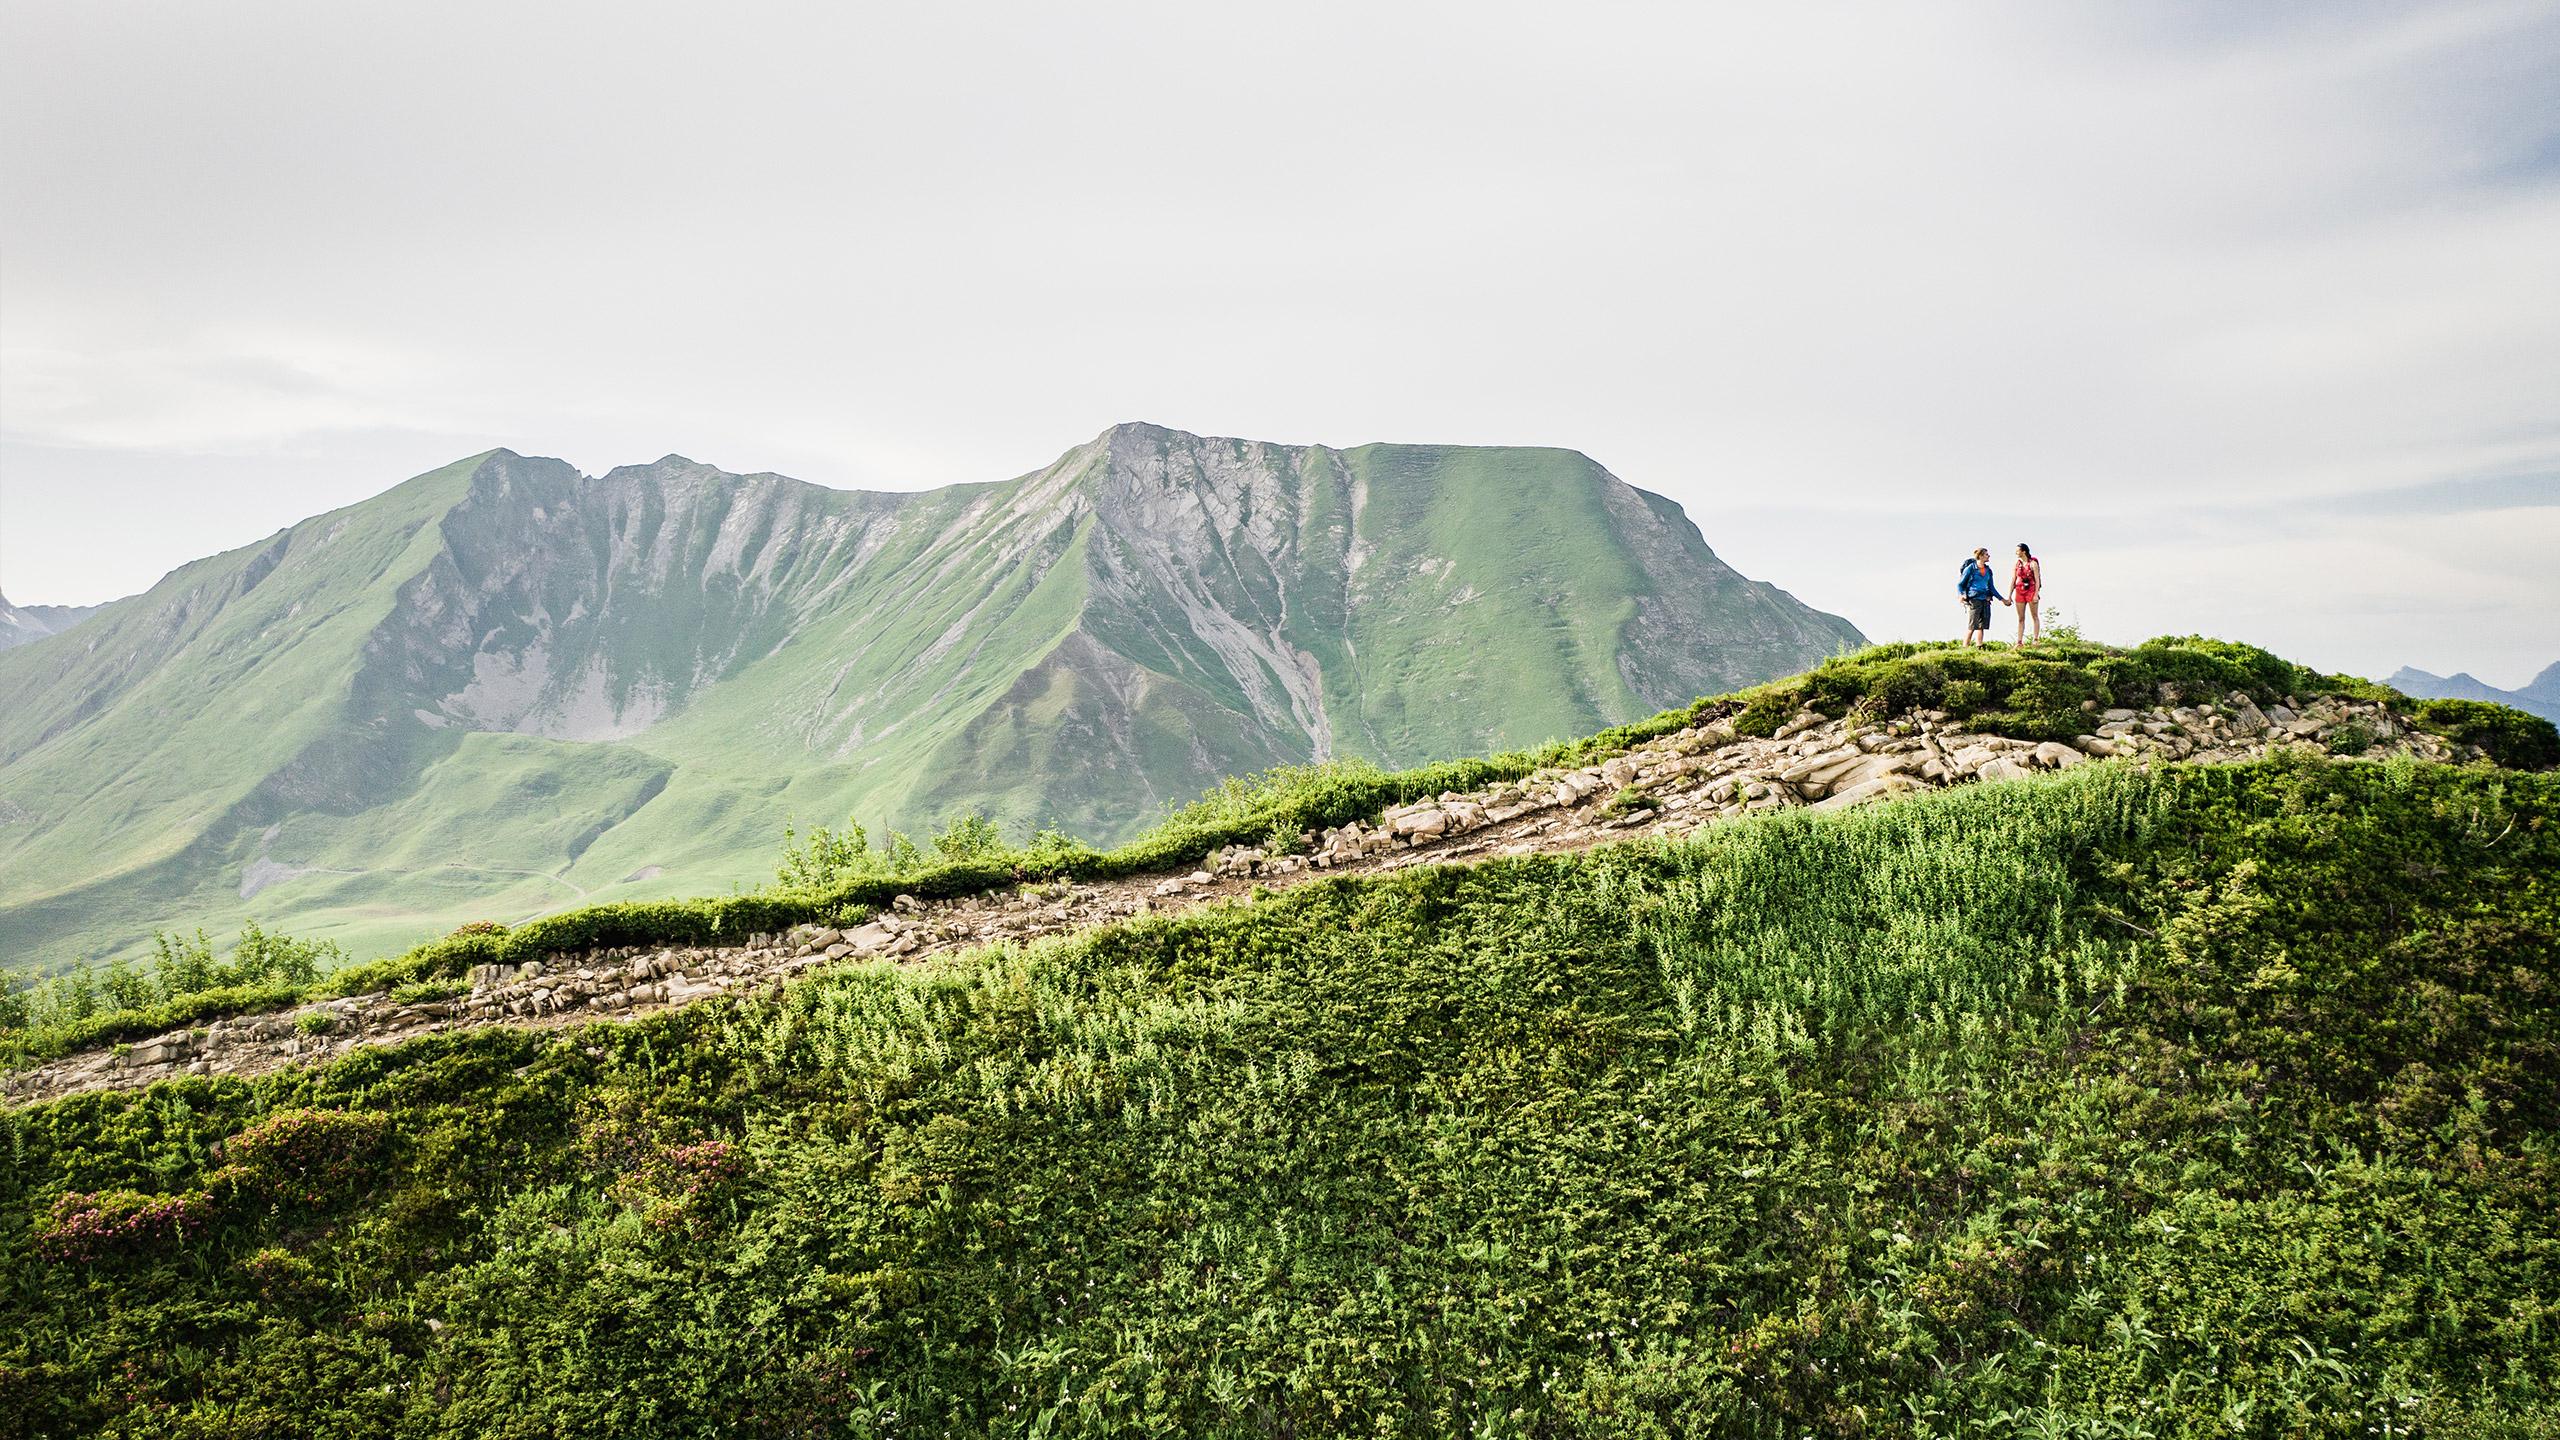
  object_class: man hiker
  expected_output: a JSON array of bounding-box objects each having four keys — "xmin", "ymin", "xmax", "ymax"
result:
[{"xmin": 1958, "ymin": 547, "xmax": 2005, "ymax": 647}]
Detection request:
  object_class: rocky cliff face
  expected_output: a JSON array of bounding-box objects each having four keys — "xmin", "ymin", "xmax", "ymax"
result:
[
  {"xmin": 358, "ymin": 452, "xmax": 913, "ymax": 742},
  {"xmin": 0, "ymin": 424, "xmax": 1862, "ymax": 971}
]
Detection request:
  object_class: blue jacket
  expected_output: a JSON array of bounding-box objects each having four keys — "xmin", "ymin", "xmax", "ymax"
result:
[{"xmin": 1958, "ymin": 559, "xmax": 2005, "ymax": 602}]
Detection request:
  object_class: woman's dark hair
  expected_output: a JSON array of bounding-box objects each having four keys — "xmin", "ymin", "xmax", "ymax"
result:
[{"xmin": 2016, "ymin": 542, "xmax": 2033, "ymax": 557}]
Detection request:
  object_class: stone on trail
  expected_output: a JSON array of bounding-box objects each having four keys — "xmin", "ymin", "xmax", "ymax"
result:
[
  {"xmin": 1778, "ymin": 746, "xmax": 1862, "ymax": 789},
  {"xmin": 1391, "ymin": 807, "xmax": 1450, "ymax": 839}
]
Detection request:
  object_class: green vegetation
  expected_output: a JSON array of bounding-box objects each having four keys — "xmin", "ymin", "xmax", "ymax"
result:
[
  {"xmin": 1598, "ymin": 784, "xmax": 1655, "ymax": 818},
  {"xmin": 2413, "ymin": 697, "xmax": 2560, "ymax": 771},
  {"xmin": 1726, "ymin": 636, "xmax": 2559, "ymax": 765},
  {"xmin": 0, "ymin": 924, "xmax": 343, "ymax": 1068},
  {"xmin": 11, "ymin": 637, "xmax": 2553, "ymax": 1073},
  {"xmin": 1729, "ymin": 635, "xmax": 2325, "ymax": 740},
  {"xmin": 2, "ymin": 755, "xmax": 2553, "ymax": 1434}
]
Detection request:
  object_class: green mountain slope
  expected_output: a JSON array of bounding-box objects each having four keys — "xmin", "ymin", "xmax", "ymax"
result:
[
  {"xmin": 4, "ymin": 749, "xmax": 2552, "ymax": 1434},
  {"xmin": 0, "ymin": 424, "xmax": 1860, "ymax": 970}
]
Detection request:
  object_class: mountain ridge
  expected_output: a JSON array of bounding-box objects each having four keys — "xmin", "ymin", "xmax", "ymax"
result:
[
  {"xmin": 0, "ymin": 423, "xmax": 1863, "ymax": 969},
  {"xmin": 2387, "ymin": 662, "xmax": 2560, "ymax": 723},
  {"xmin": 0, "ymin": 591, "xmax": 103, "ymax": 651}
]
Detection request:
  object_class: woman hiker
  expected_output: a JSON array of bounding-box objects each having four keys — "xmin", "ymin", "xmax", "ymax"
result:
[
  {"xmin": 1958, "ymin": 547, "xmax": 2005, "ymax": 647},
  {"xmin": 2012, "ymin": 542, "xmax": 2043, "ymax": 645}
]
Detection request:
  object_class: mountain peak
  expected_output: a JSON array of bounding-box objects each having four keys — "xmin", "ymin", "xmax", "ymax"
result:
[
  {"xmin": 2390, "ymin": 663, "xmax": 2560, "ymax": 724},
  {"xmin": 1095, "ymin": 420, "xmax": 1195, "ymax": 446},
  {"xmin": 0, "ymin": 422, "xmax": 1863, "ymax": 970}
]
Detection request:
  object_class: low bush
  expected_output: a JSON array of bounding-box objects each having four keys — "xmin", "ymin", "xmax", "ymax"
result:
[
  {"xmin": 2414, "ymin": 697, "xmax": 2560, "ymax": 770},
  {"xmin": 212, "ymin": 1107, "xmax": 392, "ymax": 1211},
  {"xmin": 1, "ymin": 921, "xmax": 346, "ymax": 1065},
  {"xmin": 5, "ymin": 980, "xmax": 305, "ymax": 1068},
  {"xmin": 33, "ymin": 1188, "xmax": 220, "ymax": 1264}
]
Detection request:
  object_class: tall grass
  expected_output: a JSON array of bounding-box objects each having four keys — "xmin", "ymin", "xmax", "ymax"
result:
[{"xmin": 1643, "ymin": 768, "xmax": 2159, "ymax": 1058}]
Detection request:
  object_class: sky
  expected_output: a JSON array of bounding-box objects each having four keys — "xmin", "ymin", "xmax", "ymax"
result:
[{"xmin": 2, "ymin": 0, "xmax": 2555, "ymax": 685}]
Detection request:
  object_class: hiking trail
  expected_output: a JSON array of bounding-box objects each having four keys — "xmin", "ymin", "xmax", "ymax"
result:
[{"xmin": 3, "ymin": 689, "xmax": 2452, "ymax": 1107}]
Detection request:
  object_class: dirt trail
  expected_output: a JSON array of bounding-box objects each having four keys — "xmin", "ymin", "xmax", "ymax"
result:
[{"xmin": 3, "ymin": 690, "xmax": 2452, "ymax": 1107}]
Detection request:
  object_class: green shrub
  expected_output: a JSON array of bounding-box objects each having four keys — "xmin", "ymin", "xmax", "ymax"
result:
[
  {"xmin": 325, "ymin": 922, "xmax": 508, "ymax": 998},
  {"xmin": 3, "ymin": 980, "xmax": 305, "ymax": 1067},
  {"xmin": 1939, "ymin": 676, "xmax": 1988, "ymax": 713},
  {"xmin": 212, "ymin": 1107, "xmax": 392, "ymax": 1210},
  {"xmin": 2414, "ymin": 698, "xmax": 2560, "ymax": 770},
  {"xmin": 1731, "ymin": 688, "xmax": 1793, "ymax": 737},
  {"xmin": 388, "ymin": 979, "xmax": 469, "ymax": 1005},
  {"xmin": 0, "ymin": 920, "xmax": 352, "ymax": 1065},
  {"xmin": 774, "ymin": 815, "xmax": 876, "ymax": 889},
  {"xmin": 1018, "ymin": 826, "xmax": 1095, "ymax": 876},
  {"xmin": 881, "ymin": 830, "xmax": 923, "ymax": 873},
  {"xmin": 33, "ymin": 1187, "xmax": 218, "ymax": 1264},
  {"xmin": 930, "ymin": 812, "xmax": 1006, "ymax": 863},
  {"xmin": 1598, "ymin": 785, "xmax": 1654, "ymax": 818}
]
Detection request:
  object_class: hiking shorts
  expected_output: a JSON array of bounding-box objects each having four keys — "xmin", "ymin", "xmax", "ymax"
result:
[{"xmin": 1967, "ymin": 596, "xmax": 1992, "ymax": 630}]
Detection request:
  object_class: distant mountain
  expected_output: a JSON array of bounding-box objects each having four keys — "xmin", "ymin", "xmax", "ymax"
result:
[
  {"xmin": 0, "ymin": 592, "xmax": 101, "ymax": 651},
  {"xmin": 2388, "ymin": 663, "xmax": 2560, "ymax": 724},
  {"xmin": 0, "ymin": 423, "xmax": 1861, "ymax": 970}
]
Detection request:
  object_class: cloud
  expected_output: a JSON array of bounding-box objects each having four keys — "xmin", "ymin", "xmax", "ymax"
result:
[{"xmin": 1, "ymin": 0, "xmax": 2554, "ymax": 678}]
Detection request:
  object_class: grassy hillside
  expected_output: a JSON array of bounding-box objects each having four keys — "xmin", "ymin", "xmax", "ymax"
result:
[
  {"xmin": 3, "ymin": 746, "xmax": 2554, "ymax": 1434},
  {"xmin": 7, "ymin": 634, "xmax": 2550, "ymax": 1071},
  {"xmin": 0, "ymin": 426, "xmax": 1860, "ymax": 974}
]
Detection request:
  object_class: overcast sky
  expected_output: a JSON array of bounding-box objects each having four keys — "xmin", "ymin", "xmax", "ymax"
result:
[{"xmin": 3, "ymin": 0, "xmax": 2555, "ymax": 684}]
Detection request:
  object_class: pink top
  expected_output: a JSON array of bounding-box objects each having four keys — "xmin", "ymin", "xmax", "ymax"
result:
[{"xmin": 2013, "ymin": 558, "xmax": 2040, "ymax": 601}]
